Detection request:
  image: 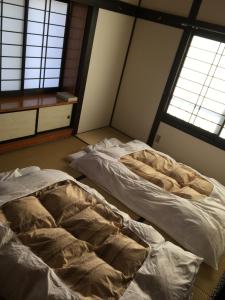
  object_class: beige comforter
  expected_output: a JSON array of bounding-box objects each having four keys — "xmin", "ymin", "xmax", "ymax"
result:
[
  {"xmin": 0, "ymin": 181, "xmax": 148, "ymax": 300},
  {"xmin": 120, "ymin": 149, "xmax": 213, "ymax": 200}
]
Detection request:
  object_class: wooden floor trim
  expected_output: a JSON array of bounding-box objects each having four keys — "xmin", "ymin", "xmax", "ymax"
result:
[{"xmin": 0, "ymin": 128, "xmax": 73, "ymax": 154}]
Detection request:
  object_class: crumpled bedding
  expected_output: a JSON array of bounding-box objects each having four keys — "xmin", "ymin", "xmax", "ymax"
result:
[
  {"xmin": 69, "ymin": 138, "xmax": 225, "ymax": 269},
  {"xmin": 0, "ymin": 168, "xmax": 202, "ymax": 300},
  {"xmin": 120, "ymin": 149, "xmax": 213, "ymax": 199}
]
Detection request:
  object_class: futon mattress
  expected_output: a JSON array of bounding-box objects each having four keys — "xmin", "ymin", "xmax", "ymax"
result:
[
  {"xmin": 0, "ymin": 168, "xmax": 201, "ymax": 300},
  {"xmin": 69, "ymin": 138, "xmax": 225, "ymax": 269}
]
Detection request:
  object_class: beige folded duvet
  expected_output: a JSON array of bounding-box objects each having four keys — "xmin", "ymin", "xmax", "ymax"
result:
[
  {"xmin": 120, "ymin": 149, "xmax": 213, "ymax": 200},
  {"xmin": 69, "ymin": 138, "xmax": 225, "ymax": 269},
  {"xmin": 0, "ymin": 182, "xmax": 148, "ymax": 299},
  {"xmin": 0, "ymin": 168, "xmax": 202, "ymax": 300}
]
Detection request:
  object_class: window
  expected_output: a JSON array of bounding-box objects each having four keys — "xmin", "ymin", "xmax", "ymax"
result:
[
  {"xmin": 166, "ymin": 35, "xmax": 225, "ymax": 142},
  {"xmin": 0, "ymin": 0, "xmax": 68, "ymax": 92}
]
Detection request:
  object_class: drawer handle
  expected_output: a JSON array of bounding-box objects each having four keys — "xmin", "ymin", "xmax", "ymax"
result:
[{"xmin": 67, "ymin": 115, "xmax": 71, "ymax": 119}]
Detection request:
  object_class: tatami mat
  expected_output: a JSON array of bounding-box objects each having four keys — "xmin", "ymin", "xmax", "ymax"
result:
[
  {"xmin": 77, "ymin": 126, "xmax": 131, "ymax": 144},
  {"xmin": 143, "ymin": 220, "xmax": 225, "ymax": 299},
  {"xmin": 76, "ymin": 127, "xmax": 225, "ymax": 300},
  {"xmin": 1, "ymin": 126, "xmax": 224, "ymax": 299},
  {"xmin": 81, "ymin": 176, "xmax": 225, "ymax": 299},
  {"xmin": 0, "ymin": 137, "xmax": 86, "ymax": 178}
]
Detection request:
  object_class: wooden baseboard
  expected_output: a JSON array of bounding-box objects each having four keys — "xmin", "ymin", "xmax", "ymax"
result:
[{"xmin": 0, "ymin": 128, "xmax": 73, "ymax": 154}]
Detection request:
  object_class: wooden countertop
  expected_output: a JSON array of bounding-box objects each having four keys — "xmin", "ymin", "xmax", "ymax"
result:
[{"xmin": 0, "ymin": 93, "xmax": 78, "ymax": 113}]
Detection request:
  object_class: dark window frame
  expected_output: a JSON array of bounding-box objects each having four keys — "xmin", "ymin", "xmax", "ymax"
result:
[
  {"xmin": 161, "ymin": 30, "xmax": 225, "ymax": 150},
  {"xmin": 0, "ymin": 0, "xmax": 70, "ymax": 97}
]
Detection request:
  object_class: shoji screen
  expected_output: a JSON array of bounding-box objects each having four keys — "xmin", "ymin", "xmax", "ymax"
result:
[
  {"xmin": 0, "ymin": 0, "xmax": 25, "ymax": 91},
  {"xmin": 25, "ymin": 0, "xmax": 68, "ymax": 89}
]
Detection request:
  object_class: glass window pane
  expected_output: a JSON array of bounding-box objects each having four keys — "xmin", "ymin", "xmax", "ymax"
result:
[
  {"xmin": 29, "ymin": 0, "xmax": 46, "ymax": 10},
  {"xmin": 24, "ymin": 79, "xmax": 39, "ymax": 89},
  {"xmin": 167, "ymin": 105, "xmax": 191, "ymax": 122},
  {"xmin": 25, "ymin": 69, "xmax": 40, "ymax": 78},
  {"xmin": 3, "ymin": 3, "xmax": 24, "ymax": 19},
  {"xmin": 218, "ymin": 55, "xmax": 225, "ymax": 69},
  {"xmin": 2, "ymin": 45, "xmax": 22, "ymax": 57},
  {"xmin": 196, "ymin": 108, "xmax": 224, "ymax": 125},
  {"xmin": 26, "ymin": 46, "xmax": 42, "ymax": 57},
  {"xmin": 51, "ymin": 0, "xmax": 67, "ymax": 14},
  {"xmin": 210, "ymin": 77, "xmax": 225, "ymax": 93},
  {"xmin": 177, "ymin": 78, "xmax": 202, "ymax": 94},
  {"xmin": 28, "ymin": 8, "xmax": 45, "ymax": 22},
  {"xmin": 47, "ymin": 36, "xmax": 64, "ymax": 48},
  {"xmin": 183, "ymin": 57, "xmax": 211, "ymax": 74},
  {"xmin": 170, "ymin": 96, "xmax": 195, "ymax": 113},
  {"xmin": 3, "ymin": 0, "xmax": 25, "ymax": 5},
  {"xmin": 45, "ymin": 68, "xmax": 60, "ymax": 78},
  {"xmin": 45, "ymin": 58, "xmax": 61, "ymax": 68},
  {"xmin": 27, "ymin": 34, "xmax": 43, "ymax": 46},
  {"xmin": 219, "ymin": 128, "xmax": 225, "ymax": 139},
  {"xmin": 214, "ymin": 67, "xmax": 225, "ymax": 81},
  {"xmin": 44, "ymin": 78, "xmax": 59, "ymax": 87},
  {"xmin": 47, "ymin": 47, "xmax": 62, "ymax": 58},
  {"xmin": 191, "ymin": 36, "xmax": 220, "ymax": 53},
  {"xmin": 1, "ymin": 80, "xmax": 21, "ymax": 91},
  {"xmin": 48, "ymin": 24, "xmax": 65, "ymax": 37},
  {"xmin": 27, "ymin": 21, "xmax": 44, "ymax": 34},
  {"xmin": 173, "ymin": 86, "xmax": 199, "ymax": 104},
  {"xmin": 2, "ymin": 18, "xmax": 24, "ymax": 33},
  {"xmin": 25, "ymin": 58, "xmax": 41, "ymax": 68},
  {"xmin": 202, "ymin": 98, "xmax": 225, "ymax": 114},
  {"xmin": 193, "ymin": 117, "xmax": 220, "ymax": 133},
  {"xmin": 206, "ymin": 88, "xmax": 225, "ymax": 104},
  {"xmin": 24, "ymin": 0, "xmax": 67, "ymax": 91},
  {"xmin": 2, "ymin": 69, "xmax": 21, "ymax": 80},
  {"xmin": 49, "ymin": 12, "xmax": 66, "ymax": 26},
  {"xmin": 2, "ymin": 32, "xmax": 23, "ymax": 45},
  {"xmin": 180, "ymin": 67, "xmax": 207, "ymax": 85},
  {"xmin": 187, "ymin": 46, "xmax": 215, "ymax": 64},
  {"xmin": 167, "ymin": 35, "xmax": 225, "ymax": 139},
  {"xmin": 2, "ymin": 57, "xmax": 22, "ymax": 68}
]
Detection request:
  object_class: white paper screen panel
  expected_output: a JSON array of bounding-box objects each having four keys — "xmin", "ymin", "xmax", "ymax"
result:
[
  {"xmin": 0, "ymin": 0, "xmax": 25, "ymax": 91},
  {"xmin": 0, "ymin": 110, "xmax": 36, "ymax": 141},
  {"xmin": 37, "ymin": 104, "xmax": 72, "ymax": 132},
  {"xmin": 0, "ymin": 0, "xmax": 68, "ymax": 92},
  {"xmin": 24, "ymin": 0, "xmax": 68, "ymax": 89}
]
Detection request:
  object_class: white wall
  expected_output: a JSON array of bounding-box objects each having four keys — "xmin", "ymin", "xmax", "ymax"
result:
[
  {"xmin": 79, "ymin": 2, "xmax": 225, "ymax": 184},
  {"xmin": 78, "ymin": 9, "xmax": 134, "ymax": 133},
  {"xmin": 154, "ymin": 123, "xmax": 225, "ymax": 184},
  {"xmin": 112, "ymin": 19, "xmax": 182, "ymax": 141}
]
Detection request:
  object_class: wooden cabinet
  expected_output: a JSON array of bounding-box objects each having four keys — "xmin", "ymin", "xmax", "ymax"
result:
[
  {"xmin": 0, "ymin": 94, "xmax": 76, "ymax": 143},
  {"xmin": 37, "ymin": 104, "xmax": 73, "ymax": 132},
  {"xmin": 0, "ymin": 110, "xmax": 36, "ymax": 142}
]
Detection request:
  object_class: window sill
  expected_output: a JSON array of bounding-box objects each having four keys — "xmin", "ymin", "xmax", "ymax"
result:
[
  {"xmin": 162, "ymin": 113, "xmax": 225, "ymax": 151},
  {"xmin": 0, "ymin": 93, "xmax": 78, "ymax": 113}
]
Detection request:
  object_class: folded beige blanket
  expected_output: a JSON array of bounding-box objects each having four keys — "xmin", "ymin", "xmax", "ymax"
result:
[
  {"xmin": 0, "ymin": 181, "xmax": 148, "ymax": 299},
  {"xmin": 120, "ymin": 149, "xmax": 213, "ymax": 200}
]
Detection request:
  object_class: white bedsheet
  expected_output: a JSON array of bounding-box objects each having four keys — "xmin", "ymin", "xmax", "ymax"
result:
[
  {"xmin": 69, "ymin": 138, "xmax": 225, "ymax": 269},
  {"xmin": 0, "ymin": 167, "xmax": 202, "ymax": 300}
]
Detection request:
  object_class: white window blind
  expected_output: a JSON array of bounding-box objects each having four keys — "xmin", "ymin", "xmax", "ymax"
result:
[
  {"xmin": 0, "ymin": 0, "xmax": 25, "ymax": 91},
  {"xmin": 25, "ymin": 0, "xmax": 67, "ymax": 89},
  {"xmin": 0, "ymin": 0, "xmax": 68, "ymax": 92},
  {"xmin": 167, "ymin": 35, "xmax": 225, "ymax": 140}
]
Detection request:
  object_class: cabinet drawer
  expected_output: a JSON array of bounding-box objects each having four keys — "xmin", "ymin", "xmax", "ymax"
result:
[
  {"xmin": 37, "ymin": 104, "xmax": 73, "ymax": 132},
  {"xmin": 0, "ymin": 110, "xmax": 36, "ymax": 142}
]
